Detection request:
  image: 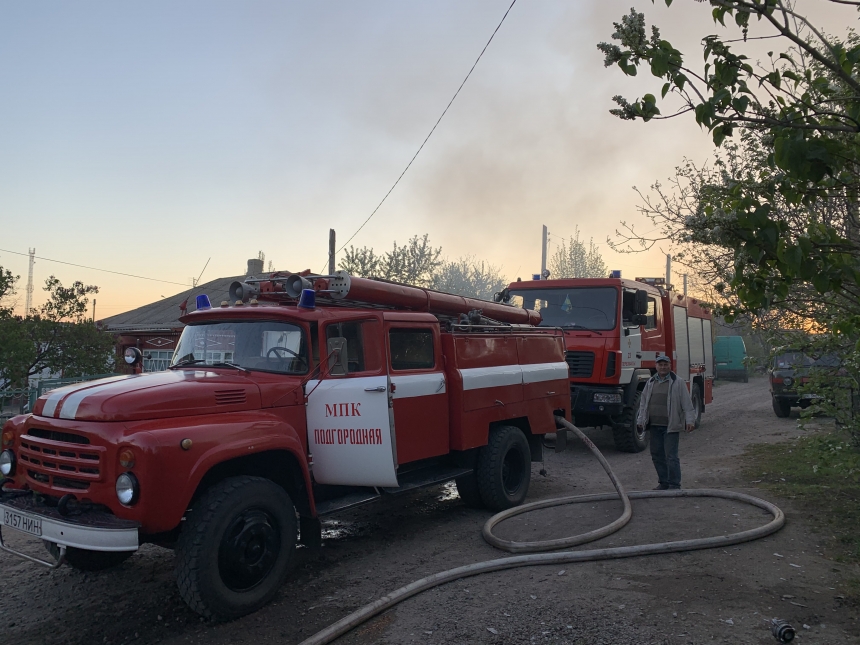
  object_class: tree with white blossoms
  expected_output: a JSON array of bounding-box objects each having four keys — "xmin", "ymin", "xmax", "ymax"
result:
[{"xmin": 548, "ymin": 227, "xmax": 608, "ymax": 279}]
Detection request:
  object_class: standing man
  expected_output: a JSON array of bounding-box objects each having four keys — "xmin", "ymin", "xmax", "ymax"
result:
[{"xmin": 637, "ymin": 354, "xmax": 697, "ymax": 490}]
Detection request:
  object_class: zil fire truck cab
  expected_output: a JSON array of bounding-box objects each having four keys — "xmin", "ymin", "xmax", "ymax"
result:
[
  {"xmin": 498, "ymin": 275, "xmax": 714, "ymax": 452},
  {"xmin": 0, "ymin": 271, "xmax": 569, "ymax": 620}
]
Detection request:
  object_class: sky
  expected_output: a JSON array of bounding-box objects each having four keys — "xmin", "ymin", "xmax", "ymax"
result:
[{"xmin": 0, "ymin": 1, "xmax": 852, "ymax": 318}]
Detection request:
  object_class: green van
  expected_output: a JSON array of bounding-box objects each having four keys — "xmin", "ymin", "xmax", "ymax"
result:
[{"xmin": 714, "ymin": 336, "xmax": 748, "ymax": 382}]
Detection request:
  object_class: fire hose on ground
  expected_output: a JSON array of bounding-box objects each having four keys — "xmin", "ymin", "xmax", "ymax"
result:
[{"xmin": 298, "ymin": 417, "xmax": 786, "ymax": 645}]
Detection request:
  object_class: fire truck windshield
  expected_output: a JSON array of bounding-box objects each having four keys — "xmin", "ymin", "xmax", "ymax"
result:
[
  {"xmin": 507, "ymin": 287, "xmax": 617, "ymax": 331},
  {"xmin": 171, "ymin": 321, "xmax": 309, "ymax": 374}
]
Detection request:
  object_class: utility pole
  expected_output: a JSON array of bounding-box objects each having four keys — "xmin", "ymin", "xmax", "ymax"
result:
[
  {"xmin": 665, "ymin": 254, "xmax": 672, "ymax": 291},
  {"xmin": 540, "ymin": 225, "xmax": 548, "ymax": 280},
  {"xmin": 25, "ymin": 248, "xmax": 35, "ymax": 314},
  {"xmin": 683, "ymin": 274, "xmax": 688, "ymax": 297},
  {"xmin": 329, "ymin": 229, "xmax": 336, "ymax": 275},
  {"xmin": 92, "ymin": 299, "xmax": 97, "ymax": 324}
]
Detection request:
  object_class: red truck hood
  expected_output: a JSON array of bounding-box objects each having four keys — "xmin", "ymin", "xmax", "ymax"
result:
[{"xmin": 33, "ymin": 370, "xmax": 263, "ymax": 422}]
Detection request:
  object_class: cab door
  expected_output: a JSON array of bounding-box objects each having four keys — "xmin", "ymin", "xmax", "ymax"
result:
[
  {"xmin": 385, "ymin": 322, "xmax": 449, "ymax": 465},
  {"xmin": 305, "ymin": 319, "xmax": 399, "ymax": 487}
]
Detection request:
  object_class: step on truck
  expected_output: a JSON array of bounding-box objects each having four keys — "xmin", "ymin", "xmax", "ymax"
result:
[
  {"xmin": 0, "ymin": 271, "xmax": 570, "ymax": 620},
  {"xmin": 498, "ymin": 275, "xmax": 714, "ymax": 452}
]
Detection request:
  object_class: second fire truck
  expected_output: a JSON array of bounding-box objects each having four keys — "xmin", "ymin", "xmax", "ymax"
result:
[{"xmin": 498, "ymin": 275, "xmax": 714, "ymax": 452}]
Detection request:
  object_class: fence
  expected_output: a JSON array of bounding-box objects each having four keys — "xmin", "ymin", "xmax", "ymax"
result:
[{"xmin": 0, "ymin": 373, "xmax": 119, "ymax": 424}]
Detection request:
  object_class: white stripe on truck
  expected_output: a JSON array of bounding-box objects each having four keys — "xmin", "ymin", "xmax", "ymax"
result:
[{"xmin": 459, "ymin": 362, "xmax": 568, "ymax": 391}]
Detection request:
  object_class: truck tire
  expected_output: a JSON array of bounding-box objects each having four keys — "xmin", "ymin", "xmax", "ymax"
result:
[
  {"xmin": 45, "ymin": 542, "xmax": 133, "ymax": 571},
  {"xmin": 690, "ymin": 383, "xmax": 703, "ymax": 429},
  {"xmin": 612, "ymin": 389, "xmax": 647, "ymax": 453},
  {"xmin": 476, "ymin": 426, "xmax": 531, "ymax": 511},
  {"xmin": 772, "ymin": 396, "xmax": 791, "ymax": 418},
  {"xmin": 175, "ymin": 476, "xmax": 297, "ymax": 621},
  {"xmin": 454, "ymin": 473, "xmax": 484, "ymax": 508}
]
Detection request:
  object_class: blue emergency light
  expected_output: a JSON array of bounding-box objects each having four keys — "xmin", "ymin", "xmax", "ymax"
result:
[
  {"xmin": 196, "ymin": 294, "xmax": 212, "ymax": 310},
  {"xmin": 298, "ymin": 288, "xmax": 316, "ymax": 309},
  {"xmin": 610, "ymin": 270, "xmax": 622, "ymax": 278}
]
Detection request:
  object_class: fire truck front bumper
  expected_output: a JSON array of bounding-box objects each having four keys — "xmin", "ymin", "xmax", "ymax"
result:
[
  {"xmin": 570, "ymin": 385, "xmax": 626, "ymax": 417},
  {"xmin": 0, "ymin": 489, "xmax": 139, "ymax": 568}
]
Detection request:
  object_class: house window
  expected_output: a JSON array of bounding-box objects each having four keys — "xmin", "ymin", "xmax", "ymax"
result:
[{"xmin": 143, "ymin": 350, "xmax": 174, "ymax": 372}]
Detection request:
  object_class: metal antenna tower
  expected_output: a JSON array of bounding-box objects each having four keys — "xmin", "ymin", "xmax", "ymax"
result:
[{"xmin": 25, "ymin": 248, "xmax": 35, "ymax": 314}]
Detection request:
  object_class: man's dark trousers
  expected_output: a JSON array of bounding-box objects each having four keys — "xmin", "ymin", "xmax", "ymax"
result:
[{"xmin": 649, "ymin": 424, "xmax": 681, "ymax": 489}]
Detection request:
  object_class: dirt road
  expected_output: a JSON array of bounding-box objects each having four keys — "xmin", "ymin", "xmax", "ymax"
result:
[{"xmin": 3, "ymin": 377, "xmax": 858, "ymax": 644}]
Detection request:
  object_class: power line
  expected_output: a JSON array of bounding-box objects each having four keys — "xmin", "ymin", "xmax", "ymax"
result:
[
  {"xmin": 0, "ymin": 248, "xmax": 189, "ymax": 287},
  {"xmin": 326, "ymin": 0, "xmax": 518, "ymax": 269}
]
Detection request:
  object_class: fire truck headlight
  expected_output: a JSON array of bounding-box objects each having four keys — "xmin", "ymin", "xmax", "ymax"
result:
[
  {"xmin": 593, "ymin": 393, "xmax": 622, "ymax": 404},
  {"xmin": 0, "ymin": 450, "xmax": 15, "ymax": 476},
  {"xmin": 115, "ymin": 472, "xmax": 140, "ymax": 506}
]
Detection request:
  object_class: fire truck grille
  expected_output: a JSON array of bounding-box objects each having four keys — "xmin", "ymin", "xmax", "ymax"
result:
[
  {"xmin": 20, "ymin": 431, "xmax": 105, "ymax": 493},
  {"xmin": 215, "ymin": 389, "xmax": 246, "ymax": 405},
  {"xmin": 565, "ymin": 351, "xmax": 595, "ymax": 378}
]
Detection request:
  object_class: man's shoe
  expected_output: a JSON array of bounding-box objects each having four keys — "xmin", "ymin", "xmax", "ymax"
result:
[{"xmin": 653, "ymin": 484, "xmax": 669, "ymax": 490}]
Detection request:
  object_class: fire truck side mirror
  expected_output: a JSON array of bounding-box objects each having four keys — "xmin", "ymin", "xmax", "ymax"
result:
[
  {"xmin": 632, "ymin": 314, "xmax": 648, "ymax": 326},
  {"xmin": 326, "ymin": 337, "xmax": 349, "ymax": 376},
  {"xmin": 634, "ymin": 289, "xmax": 649, "ymax": 315}
]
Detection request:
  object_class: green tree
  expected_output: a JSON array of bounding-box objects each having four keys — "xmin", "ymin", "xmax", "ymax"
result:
[
  {"xmin": 548, "ymin": 228, "xmax": 608, "ymax": 279},
  {"xmin": 0, "ymin": 275, "xmax": 115, "ymax": 387},
  {"xmin": 599, "ymin": 0, "xmax": 860, "ymax": 442},
  {"xmin": 0, "ymin": 265, "xmax": 18, "ymax": 316}
]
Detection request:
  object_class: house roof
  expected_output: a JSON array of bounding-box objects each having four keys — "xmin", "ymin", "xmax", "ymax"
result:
[{"xmin": 99, "ymin": 275, "xmax": 243, "ymax": 332}]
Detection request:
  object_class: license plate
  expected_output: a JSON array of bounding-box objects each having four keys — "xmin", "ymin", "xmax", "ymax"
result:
[
  {"xmin": 801, "ymin": 393, "xmax": 820, "ymax": 399},
  {"xmin": 3, "ymin": 509, "xmax": 42, "ymax": 537}
]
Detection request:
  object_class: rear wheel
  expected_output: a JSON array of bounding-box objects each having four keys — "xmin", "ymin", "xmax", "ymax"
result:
[
  {"xmin": 45, "ymin": 543, "xmax": 133, "ymax": 571},
  {"xmin": 175, "ymin": 476, "xmax": 297, "ymax": 621},
  {"xmin": 612, "ymin": 389, "xmax": 647, "ymax": 453},
  {"xmin": 772, "ymin": 396, "xmax": 791, "ymax": 418},
  {"xmin": 690, "ymin": 383, "xmax": 703, "ymax": 429},
  {"xmin": 476, "ymin": 426, "xmax": 531, "ymax": 511}
]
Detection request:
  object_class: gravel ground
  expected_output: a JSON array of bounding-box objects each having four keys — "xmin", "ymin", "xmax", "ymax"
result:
[{"xmin": 3, "ymin": 376, "xmax": 858, "ymax": 644}]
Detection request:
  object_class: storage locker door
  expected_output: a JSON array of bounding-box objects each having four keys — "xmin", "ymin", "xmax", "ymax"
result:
[
  {"xmin": 702, "ymin": 319, "xmax": 714, "ymax": 377},
  {"xmin": 689, "ymin": 317, "xmax": 705, "ymax": 366},
  {"xmin": 673, "ymin": 306, "xmax": 690, "ymax": 381}
]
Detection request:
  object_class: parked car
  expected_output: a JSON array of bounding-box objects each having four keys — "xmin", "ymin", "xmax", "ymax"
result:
[
  {"xmin": 714, "ymin": 336, "xmax": 748, "ymax": 382},
  {"xmin": 768, "ymin": 351, "xmax": 842, "ymax": 417}
]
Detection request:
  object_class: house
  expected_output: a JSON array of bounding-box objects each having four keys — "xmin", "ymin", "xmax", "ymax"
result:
[{"xmin": 99, "ymin": 259, "xmax": 263, "ymax": 372}]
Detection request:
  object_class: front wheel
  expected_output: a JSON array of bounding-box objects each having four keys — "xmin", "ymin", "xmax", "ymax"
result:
[
  {"xmin": 476, "ymin": 426, "xmax": 531, "ymax": 511},
  {"xmin": 175, "ymin": 476, "xmax": 297, "ymax": 621},
  {"xmin": 612, "ymin": 389, "xmax": 647, "ymax": 453},
  {"xmin": 772, "ymin": 396, "xmax": 791, "ymax": 418}
]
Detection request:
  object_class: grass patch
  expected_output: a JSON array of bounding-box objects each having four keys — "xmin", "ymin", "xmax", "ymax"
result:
[
  {"xmin": 743, "ymin": 429, "xmax": 860, "ymax": 569},
  {"xmin": 743, "ymin": 429, "xmax": 860, "ymax": 604}
]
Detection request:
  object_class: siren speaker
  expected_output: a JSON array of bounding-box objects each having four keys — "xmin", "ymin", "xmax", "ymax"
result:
[
  {"xmin": 229, "ymin": 281, "xmax": 260, "ymax": 302},
  {"xmin": 285, "ymin": 275, "xmax": 313, "ymax": 298}
]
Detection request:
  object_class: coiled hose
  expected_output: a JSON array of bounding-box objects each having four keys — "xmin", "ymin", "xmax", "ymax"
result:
[{"xmin": 299, "ymin": 417, "xmax": 785, "ymax": 645}]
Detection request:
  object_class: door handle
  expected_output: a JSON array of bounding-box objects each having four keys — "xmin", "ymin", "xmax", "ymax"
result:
[
  {"xmin": 435, "ymin": 378, "xmax": 445, "ymax": 393},
  {"xmin": 364, "ymin": 386, "xmax": 387, "ymax": 392}
]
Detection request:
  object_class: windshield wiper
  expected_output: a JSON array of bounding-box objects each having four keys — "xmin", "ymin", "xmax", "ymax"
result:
[
  {"xmin": 211, "ymin": 361, "xmax": 248, "ymax": 372},
  {"xmin": 170, "ymin": 358, "xmax": 248, "ymax": 372},
  {"xmin": 561, "ymin": 323, "xmax": 603, "ymax": 335},
  {"xmin": 169, "ymin": 358, "xmax": 207, "ymax": 369}
]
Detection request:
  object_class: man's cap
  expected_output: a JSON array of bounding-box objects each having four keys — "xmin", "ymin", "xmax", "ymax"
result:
[{"xmin": 655, "ymin": 353, "xmax": 671, "ymax": 363}]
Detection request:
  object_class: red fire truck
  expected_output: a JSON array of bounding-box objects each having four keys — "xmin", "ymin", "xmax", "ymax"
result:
[
  {"xmin": 0, "ymin": 272, "xmax": 569, "ymax": 620},
  {"xmin": 498, "ymin": 275, "xmax": 714, "ymax": 452}
]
